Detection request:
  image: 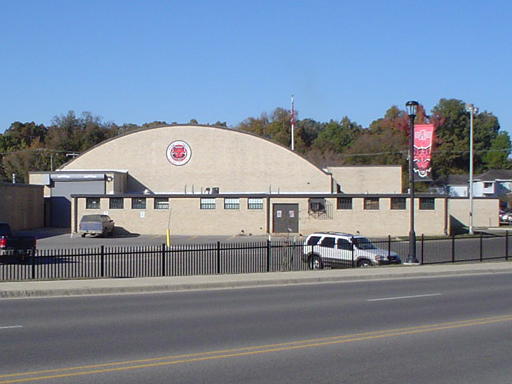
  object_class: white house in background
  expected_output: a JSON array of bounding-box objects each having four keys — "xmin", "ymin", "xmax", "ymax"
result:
[
  {"xmin": 446, "ymin": 175, "xmax": 469, "ymax": 197},
  {"xmin": 473, "ymin": 170, "xmax": 512, "ymax": 199},
  {"xmin": 447, "ymin": 170, "xmax": 512, "ymax": 199}
]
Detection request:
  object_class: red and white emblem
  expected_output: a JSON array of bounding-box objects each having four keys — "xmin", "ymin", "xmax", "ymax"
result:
[{"xmin": 166, "ymin": 141, "xmax": 192, "ymax": 166}]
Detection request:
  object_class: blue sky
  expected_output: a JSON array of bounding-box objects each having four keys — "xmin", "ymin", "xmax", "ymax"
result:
[{"xmin": 1, "ymin": 0, "xmax": 511, "ymax": 135}]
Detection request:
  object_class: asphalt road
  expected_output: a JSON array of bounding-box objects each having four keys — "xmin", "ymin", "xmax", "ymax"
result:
[{"xmin": 1, "ymin": 273, "xmax": 512, "ymax": 383}]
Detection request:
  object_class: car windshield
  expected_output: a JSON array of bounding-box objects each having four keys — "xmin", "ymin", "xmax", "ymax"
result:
[
  {"xmin": 353, "ymin": 237, "xmax": 377, "ymax": 250},
  {"xmin": 306, "ymin": 236, "xmax": 322, "ymax": 245}
]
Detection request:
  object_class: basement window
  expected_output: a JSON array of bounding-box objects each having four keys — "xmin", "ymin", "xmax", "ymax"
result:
[
  {"xmin": 390, "ymin": 197, "xmax": 406, "ymax": 210},
  {"xmin": 132, "ymin": 197, "xmax": 146, "ymax": 210},
  {"xmin": 200, "ymin": 198, "xmax": 216, "ymax": 210},
  {"xmin": 154, "ymin": 198, "xmax": 169, "ymax": 210},
  {"xmin": 109, "ymin": 197, "xmax": 124, "ymax": 209},
  {"xmin": 364, "ymin": 197, "xmax": 379, "ymax": 210},
  {"xmin": 224, "ymin": 198, "xmax": 240, "ymax": 210},
  {"xmin": 86, "ymin": 197, "xmax": 100, "ymax": 209},
  {"xmin": 337, "ymin": 197, "xmax": 352, "ymax": 210},
  {"xmin": 419, "ymin": 197, "xmax": 435, "ymax": 210},
  {"xmin": 248, "ymin": 198, "xmax": 264, "ymax": 210}
]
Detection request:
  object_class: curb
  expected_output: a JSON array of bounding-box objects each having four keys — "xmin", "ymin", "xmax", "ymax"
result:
[{"xmin": 2, "ymin": 262, "xmax": 512, "ymax": 298}]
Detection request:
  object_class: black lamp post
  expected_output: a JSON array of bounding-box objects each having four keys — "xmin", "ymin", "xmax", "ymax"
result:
[{"xmin": 405, "ymin": 100, "xmax": 420, "ymax": 265}]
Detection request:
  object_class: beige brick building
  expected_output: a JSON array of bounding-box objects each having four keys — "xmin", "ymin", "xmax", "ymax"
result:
[
  {"xmin": 0, "ymin": 183, "xmax": 44, "ymax": 230},
  {"xmin": 29, "ymin": 124, "xmax": 499, "ymax": 237}
]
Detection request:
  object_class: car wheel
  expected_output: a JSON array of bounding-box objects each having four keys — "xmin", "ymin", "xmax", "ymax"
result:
[
  {"xmin": 309, "ymin": 255, "xmax": 323, "ymax": 270},
  {"xmin": 357, "ymin": 259, "xmax": 372, "ymax": 268},
  {"xmin": 81, "ymin": 234, "xmax": 86, "ymax": 238}
]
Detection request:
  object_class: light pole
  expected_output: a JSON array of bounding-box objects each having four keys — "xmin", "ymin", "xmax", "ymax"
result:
[
  {"xmin": 466, "ymin": 103, "xmax": 478, "ymax": 235},
  {"xmin": 405, "ymin": 100, "xmax": 419, "ymax": 265}
]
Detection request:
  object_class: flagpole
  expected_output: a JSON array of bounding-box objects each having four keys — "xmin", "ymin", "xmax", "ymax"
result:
[{"xmin": 291, "ymin": 95, "xmax": 295, "ymax": 151}]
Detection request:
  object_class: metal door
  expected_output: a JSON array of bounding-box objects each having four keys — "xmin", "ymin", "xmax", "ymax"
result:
[{"xmin": 272, "ymin": 204, "xmax": 299, "ymax": 233}]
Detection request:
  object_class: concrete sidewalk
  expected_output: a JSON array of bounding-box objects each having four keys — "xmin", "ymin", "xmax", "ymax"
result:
[{"xmin": 1, "ymin": 261, "xmax": 512, "ymax": 298}]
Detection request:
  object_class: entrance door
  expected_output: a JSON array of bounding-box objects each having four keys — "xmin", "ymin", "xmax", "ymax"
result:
[{"xmin": 272, "ymin": 204, "xmax": 299, "ymax": 233}]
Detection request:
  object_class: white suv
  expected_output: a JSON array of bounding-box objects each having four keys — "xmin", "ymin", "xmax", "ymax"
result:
[{"xmin": 302, "ymin": 232, "xmax": 401, "ymax": 269}]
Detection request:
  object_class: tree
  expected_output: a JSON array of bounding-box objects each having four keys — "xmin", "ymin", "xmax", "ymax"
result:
[
  {"xmin": 312, "ymin": 117, "xmax": 362, "ymax": 154},
  {"xmin": 337, "ymin": 105, "xmax": 413, "ymax": 167},
  {"xmin": 44, "ymin": 111, "xmax": 119, "ymax": 169},
  {"xmin": 430, "ymin": 98, "xmax": 506, "ymax": 178},
  {"xmin": 295, "ymin": 118, "xmax": 321, "ymax": 146},
  {"xmin": 3, "ymin": 121, "xmax": 47, "ymax": 149},
  {"xmin": 0, "ymin": 122, "xmax": 49, "ymax": 182},
  {"xmin": 237, "ymin": 113, "xmax": 270, "ymax": 137},
  {"xmin": 342, "ymin": 129, "xmax": 407, "ymax": 166},
  {"xmin": 237, "ymin": 108, "xmax": 301, "ymax": 149},
  {"xmin": 2, "ymin": 141, "xmax": 51, "ymax": 183},
  {"xmin": 304, "ymin": 148, "xmax": 344, "ymax": 168},
  {"xmin": 481, "ymin": 131, "xmax": 511, "ymax": 170}
]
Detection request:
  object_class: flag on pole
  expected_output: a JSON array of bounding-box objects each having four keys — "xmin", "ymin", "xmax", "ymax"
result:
[{"xmin": 290, "ymin": 95, "xmax": 295, "ymax": 151}]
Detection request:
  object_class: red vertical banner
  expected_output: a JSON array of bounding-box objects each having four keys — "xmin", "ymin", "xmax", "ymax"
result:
[{"xmin": 413, "ymin": 124, "xmax": 435, "ymax": 181}]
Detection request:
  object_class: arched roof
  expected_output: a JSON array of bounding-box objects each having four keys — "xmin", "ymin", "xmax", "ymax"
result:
[{"xmin": 60, "ymin": 124, "xmax": 333, "ymax": 194}]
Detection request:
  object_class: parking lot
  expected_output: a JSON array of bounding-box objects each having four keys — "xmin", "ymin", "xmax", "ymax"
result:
[{"xmin": 16, "ymin": 228, "xmax": 295, "ymax": 250}]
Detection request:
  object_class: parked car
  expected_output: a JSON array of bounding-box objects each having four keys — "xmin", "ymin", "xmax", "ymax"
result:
[
  {"xmin": 302, "ymin": 232, "xmax": 401, "ymax": 269},
  {"xmin": 78, "ymin": 214, "xmax": 115, "ymax": 237},
  {"xmin": 499, "ymin": 210, "xmax": 512, "ymax": 224},
  {"xmin": 0, "ymin": 222, "xmax": 37, "ymax": 262}
]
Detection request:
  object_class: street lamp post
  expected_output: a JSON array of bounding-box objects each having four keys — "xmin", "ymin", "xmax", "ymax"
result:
[
  {"xmin": 466, "ymin": 103, "xmax": 478, "ymax": 235},
  {"xmin": 405, "ymin": 101, "xmax": 419, "ymax": 265}
]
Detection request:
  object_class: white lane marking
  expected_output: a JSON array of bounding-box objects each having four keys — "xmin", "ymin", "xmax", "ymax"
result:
[
  {"xmin": 368, "ymin": 293, "xmax": 442, "ymax": 302},
  {"xmin": 0, "ymin": 325, "xmax": 23, "ymax": 330}
]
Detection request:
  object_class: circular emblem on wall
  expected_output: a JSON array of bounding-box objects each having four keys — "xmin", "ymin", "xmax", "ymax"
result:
[{"xmin": 166, "ymin": 141, "xmax": 192, "ymax": 166}]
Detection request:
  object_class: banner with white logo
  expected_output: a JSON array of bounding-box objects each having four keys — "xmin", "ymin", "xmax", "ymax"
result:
[{"xmin": 413, "ymin": 124, "xmax": 435, "ymax": 181}]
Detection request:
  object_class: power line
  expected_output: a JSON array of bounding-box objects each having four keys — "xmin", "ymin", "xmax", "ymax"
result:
[
  {"xmin": 0, "ymin": 148, "xmax": 81, "ymax": 156},
  {"xmin": 338, "ymin": 148, "xmax": 511, "ymax": 158}
]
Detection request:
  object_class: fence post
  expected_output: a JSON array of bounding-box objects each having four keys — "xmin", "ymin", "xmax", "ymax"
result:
[
  {"xmin": 162, "ymin": 243, "xmax": 166, "ymax": 276},
  {"xmin": 351, "ymin": 236, "xmax": 355, "ymax": 268},
  {"xmin": 266, "ymin": 239, "xmax": 271, "ymax": 272},
  {"xmin": 479, "ymin": 233, "xmax": 483, "ymax": 262},
  {"xmin": 217, "ymin": 241, "xmax": 221, "ymax": 274},
  {"xmin": 506, "ymin": 231, "xmax": 509, "ymax": 261},
  {"xmin": 420, "ymin": 234, "xmax": 424, "ymax": 265},
  {"xmin": 387, "ymin": 235, "xmax": 391, "ymax": 257},
  {"xmin": 100, "ymin": 245, "xmax": 104, "ymax": 277},
  {"xmin": 451, "ymin": 234, "xmax": 455, "ymax": 263},
  {"xmin": 31, "ymin": 247, "xmax": 36, "ymax": 279}
]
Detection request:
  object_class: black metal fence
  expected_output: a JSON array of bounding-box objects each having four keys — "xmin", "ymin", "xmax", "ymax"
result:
[
  {"xmin": 1, "ymin": 233, "xmax": 510, "ymax": 281},
  {"xmin": 372, "ymin": 232, "xmax": 511, "ymax": 265}
]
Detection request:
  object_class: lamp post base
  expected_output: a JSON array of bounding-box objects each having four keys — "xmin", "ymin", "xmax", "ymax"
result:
[
  {"xmin": 403, "ymin": 257, "xmax": 420, "ymax": 266},
  {"xmin": 404, "ymin": 231, "xmax": 419, "ymax": 265}
]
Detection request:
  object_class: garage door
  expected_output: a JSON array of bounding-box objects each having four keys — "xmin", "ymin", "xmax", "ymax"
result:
[{"xmin": 51, "ymin": 180, "xmax": 105, "ymax": 227}]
